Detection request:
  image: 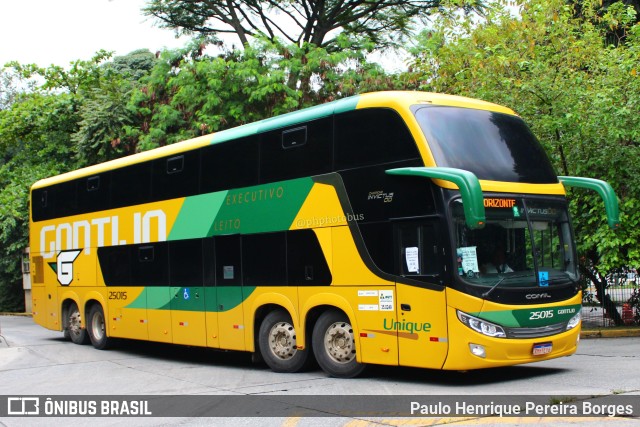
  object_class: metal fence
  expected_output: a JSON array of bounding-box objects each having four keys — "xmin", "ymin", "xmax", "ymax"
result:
[{"xmin": 582, "ymin": 269, "xmax": 640, "ymax": 328}]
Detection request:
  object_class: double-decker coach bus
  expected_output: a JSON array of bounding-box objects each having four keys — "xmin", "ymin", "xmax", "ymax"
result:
[{"xmin": 29, "ymin": 91, "xmax": 619, "ymax": 378}]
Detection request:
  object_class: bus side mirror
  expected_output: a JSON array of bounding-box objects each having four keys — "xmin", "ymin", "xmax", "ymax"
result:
[{"xmin": 558, "ymin": 176, "xmax": 620, "ymax": 229}]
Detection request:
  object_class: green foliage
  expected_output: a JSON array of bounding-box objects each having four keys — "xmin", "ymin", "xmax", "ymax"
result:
[
  {"xmin": 129, "ymin": 36, "xmax": 403, "ymax": 151},
  {"xmin": 409, "ymin": 0, "xmax": 640, "ymax": 289},
  {"xmin": 143, "ymin": 0, "xmax": 486, "ymax": 52},
  {"xmin": 0, "ymin": 92, "xmax": 78, "ymax": 311}
]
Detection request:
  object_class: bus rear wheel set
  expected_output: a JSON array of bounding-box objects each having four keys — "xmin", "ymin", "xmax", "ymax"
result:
[
  {"xmin": 259, "ymin": 308, "xmax": 365, "ymax": 378},
  {"xmin": 65, "ymin": 302, "xmax": 364, "ymax": 378}
]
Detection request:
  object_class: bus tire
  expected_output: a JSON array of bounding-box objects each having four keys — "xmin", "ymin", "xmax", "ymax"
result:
[
  {"xmin": 87, "ymin": 304, "xmax": 112, "ymax": 350},
  {"xmin": 258, "ymin": 309, "xmax": 308, "ymax": 373},
  {"xmin": 65, "ymin": 302, "xmax": 89, "ymax": 345},
  {"xmin": 312, "ymin": 309, "xmax": 365, "ymax": 378}
]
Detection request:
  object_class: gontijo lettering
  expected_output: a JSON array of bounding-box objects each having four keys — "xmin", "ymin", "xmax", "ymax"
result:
[{"xmin": 38, "ymin": 210, "xmax": 166, "ymax": 259}]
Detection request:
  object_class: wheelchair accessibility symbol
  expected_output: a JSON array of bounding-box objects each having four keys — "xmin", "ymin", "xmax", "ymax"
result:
[{"xmin": 183, "ymin": 288, "xmax": 190, "ymax": 300}]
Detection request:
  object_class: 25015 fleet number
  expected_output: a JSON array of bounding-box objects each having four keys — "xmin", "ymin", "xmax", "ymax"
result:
[
  {"xmin": 529, "ymin": 309, "xmax": 554, "ymax": 320},
  {"xmin": 108, "ymin": 291, "xmax": 128, "ymax": 300}
]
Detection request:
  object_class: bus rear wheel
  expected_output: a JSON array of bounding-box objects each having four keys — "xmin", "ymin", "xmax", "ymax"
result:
[
  {"xmin": 65, "ymin": 302, "xmax": 89, "ymax": 345},
  {"xmin": 87, "ymin": 304, "xmax": 112, "ymax": 350},
  {"xmin": 259, "ymin": 309, "xmax": 308, "ymax": 373},
  {"xmin": 312, "ymin": 310, "xmax": 365, "ymax": 378}
]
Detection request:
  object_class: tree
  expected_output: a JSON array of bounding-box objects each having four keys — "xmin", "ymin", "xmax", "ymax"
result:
[
  {"xmin": 0, "ymin": 93, "xmax": 78, "ymax": 311},
  {"xmin": 72, "ymin": 49, "xmax": 158, "ymax": 164},
  {"xmin": 143, "ymin": 0, "xmax": 485, "ymax": 51},
  {"xmin": 408, "ymin": 0, "xmax": 640, "ymax": 324},
  {"xmin": 128, "ymin": 36, "xmax": 404, "ymax": 151},
  {"xmin": 0, "ymin": 50, "xmax": 157, "ymax": 311}
]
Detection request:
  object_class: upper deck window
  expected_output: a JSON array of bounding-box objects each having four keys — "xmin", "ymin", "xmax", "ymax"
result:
[{"xmin": 414, "ymin": 107, "xmax": 557, "ymax": 183}]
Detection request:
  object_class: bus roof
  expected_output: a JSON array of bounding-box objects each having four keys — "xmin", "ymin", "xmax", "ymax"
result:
[{"xmin": 31, "ymin": 91, "xmax": 516, "ymax": 190}]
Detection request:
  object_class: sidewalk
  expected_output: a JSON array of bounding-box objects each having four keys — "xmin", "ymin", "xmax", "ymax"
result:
[{"xmin": 581, "ymin": 327, "xmax": 640, "ymax": 338}]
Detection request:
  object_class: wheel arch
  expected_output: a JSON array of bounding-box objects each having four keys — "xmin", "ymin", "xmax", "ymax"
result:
[{"xmin": 250, "ymin": 292, "xmax": 299, "ymax": 353}]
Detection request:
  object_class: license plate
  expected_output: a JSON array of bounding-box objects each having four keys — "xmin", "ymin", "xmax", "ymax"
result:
[{"xmin": 532, "ymin": 342, "xmax": 552, "ymax": 355}]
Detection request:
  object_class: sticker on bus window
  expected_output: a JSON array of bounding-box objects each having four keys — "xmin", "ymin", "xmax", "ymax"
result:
[
  {"xmin": 539, "ymin": 271, "xmax": 549, "ymax": 287},
  {"xmin": 457, "ymin": 246, "xmax": 479, "ymax": 276},
  {"xmin": 405, "ymin": 247, "xmax": 420, "ymax": 273},
  {"xmin": 223, "ymin": 266, "xmax": 234, "ymax": 280}
]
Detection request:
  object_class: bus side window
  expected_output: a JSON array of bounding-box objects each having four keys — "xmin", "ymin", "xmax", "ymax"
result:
[
  {"xmin": 79, "ymin": 174, "xmax": 111, "ymax": 213},
  {"xmin": 260, "ymin": 118, "xmax": 332, "ymax": 183},
  {"xmin": 200, "ymin": 137, "xmax": 259, "ymax": 194},
  {"xmin": 153, "ymin": 152, "xmax": 199, "ymax": 201},
  {"xmin": 111, "ymin": 163, "xmax": 152, "ymax": 209},
  {"xmin": 169, "ymin": 239, "xmax": 204, "ymax": 287},
  {"xmin": 215, "ymin": 235, "xmax": 242, "ymax": 286},
  {"xmin": 287, "ymin": 229, "xmax": 332, "ymax": 286},
  {"xmin": 396, "ymin": 222, "xmax": 442, "ymax": 281},
  {"xmin": 98, "ymin": 245, "xmax": 132, "ymax": 286},
  {"xmin": 243, "ymin": 232, "xmax": 286, "ymax": 286},
  {"xmin": 334, "ymin": 108, "xmax": 420, "ymax": 170},
  {"xmin": 132, "ymin": 243, "xmax": 168, "ymax": 286}
]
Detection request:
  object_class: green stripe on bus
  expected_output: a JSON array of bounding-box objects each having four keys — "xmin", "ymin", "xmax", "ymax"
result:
[
  {"xmin": 126, "ymin": 286, "xmax": 257, "ymax": 312},
  {"xmin": 208, "ymin": 178, "xmax": 314, "ymax": 235},
  {"xmin": 210, "ymin": 95, "xmax": 360, "ymax": 144},
  {"xmin": 472, "ymin": 304, "xmax": 581, "ymax": 328},
  {"xmin": 168, "ymin": 192, "xmax": 228, "ymax": 240}
]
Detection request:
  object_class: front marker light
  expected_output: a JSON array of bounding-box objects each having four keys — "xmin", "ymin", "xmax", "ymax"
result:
[
  {"xmin": 566, "ymin": 310, "xmax": 581, "ymax": 331},
  {"xmin": 457, "ymin": 310, "xmax": 506, "ymax": 338},
  {"xmin": 469, "ymin": 343, "xmax": 486, "ymax": 358}
]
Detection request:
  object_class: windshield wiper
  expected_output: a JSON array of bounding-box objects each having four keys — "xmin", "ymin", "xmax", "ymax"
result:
[{"xmin": 481, "ymin": 273, "xmax": 536, "ymax": 299}]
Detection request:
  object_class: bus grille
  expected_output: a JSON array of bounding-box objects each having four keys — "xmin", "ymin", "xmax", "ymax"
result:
[{"xmin": 505, "ymin": 322, "xmax": 567, "ymax": 339}]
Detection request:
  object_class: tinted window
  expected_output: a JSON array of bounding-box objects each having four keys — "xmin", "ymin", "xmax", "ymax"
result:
[
  {"xmin": 396, "ymin": 222, "xmax": 442, "ymax": 281},
  {"xmin": 359, "ymin": 222, "xmax": 394, "ymax": 275},
  {"xmin": 98, "ymin": 245, "xmax": 132, "ymax": 286},
  {"xmin": 202, "ymin": 237, "xmax": 216, "ymax": 287},
  {"xmin": 31, "ymin": 188, "xmax": 51, "ymax": 222},
  {"xmin": 169, "ymin": 239, "xmax": 203, "ymax": 286},
  {"xmin": 215, "ymin": 235, "xmax": 242, "ymax": 286},
  {"xmin": 415, "ymin": 107, "xmax": 557, "ymax": 183},
  {"xmin": 261, "ymin": 118, "xmax": 332, "ymax": 182},
  {"xmin": 287, "ymin": 229, "xmax": 332, "ymax": 286},
  {"xmin": 201, "ymin": 137, "xmax": 259, "ymax": 193},
  {"xmin": 334, "ymin": 109, "xmax": 420, "ymax": 170},
  {"xmin": 111, "ymin": 163, "xmax": 152, "ymax": 208},
  {"xmin": 153, "ymin": 151, "xmax": 199, "ymax": 200},
  {"xmin": 56, "ymin": 180, "xmax": 78, "ymax": 218},
  {"xmin": 243, "ymin": 232, "xmax": 286, "ymax": 286},
  {"xmin": 78, "ymin": 173, "xmax": 111, "ymax": 213},
  {"xmin": 132, "ymin": 243, "xmax": 168, "ymax": 286}
]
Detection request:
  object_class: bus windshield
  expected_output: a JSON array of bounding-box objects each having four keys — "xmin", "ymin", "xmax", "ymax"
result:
[
  {"xmin": 414, "ymin": 106, "xmax": 557, "ymax": 183},
  {"xmin": 452, "ymin": 198, "xmax": 578, "ymax": 291}
]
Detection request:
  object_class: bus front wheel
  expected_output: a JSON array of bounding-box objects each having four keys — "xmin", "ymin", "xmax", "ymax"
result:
[
  {"xmin": 87, "ymin": 304, "xmax": 112, "ymax": 350},
  {"xmin": 258, "ymin": 309, "xmax": 308, "ymax": 373},
  {"xmin": 312, "ymin": 310, "xmax": 365, "ymax": 378},
  {"xmin": 64, "ymin": 302, "xmax": 89, "ymax": 345}
]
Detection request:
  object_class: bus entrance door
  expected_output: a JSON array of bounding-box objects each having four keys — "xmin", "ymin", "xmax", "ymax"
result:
[{"xmin": 395, "ymin": 222, "xmax": 449, "ymax": 369}]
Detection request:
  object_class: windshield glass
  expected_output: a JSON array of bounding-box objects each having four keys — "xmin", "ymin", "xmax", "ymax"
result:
[
  {"xmin": 415, "ymin": 106, "xmax": 557, "ymax": 183},
  {"xmin": 452, "ymin": 198, "xmax": 577, "ymax": 290}
]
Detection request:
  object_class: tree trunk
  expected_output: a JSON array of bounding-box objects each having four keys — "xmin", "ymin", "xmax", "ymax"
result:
[{"xmin": 582, "ymin": 267, "xmax": 624, "ymax": 326}]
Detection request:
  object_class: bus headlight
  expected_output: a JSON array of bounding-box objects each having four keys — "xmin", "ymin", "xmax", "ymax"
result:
[
  {"xmin": 566, "ymin": 311, "xmax": 581, "ymax": 331},
  {"xmin": 457, "ymin": 310, "xmax": 506, "ymax": 338}
]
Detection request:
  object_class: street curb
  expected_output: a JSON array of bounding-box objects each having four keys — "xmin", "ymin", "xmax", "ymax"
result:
[
  {"xmin": 581, "ymin": 328, "xmax": 640, "ymax": 339},
  {"xmin": 0, "ymin": 312, "xmax": 32, "ymax": 317}
]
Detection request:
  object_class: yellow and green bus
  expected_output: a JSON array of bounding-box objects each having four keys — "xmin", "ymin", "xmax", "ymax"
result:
[{"xmin": 29, "ymin": 91, "xmax": 619, "ymax": 378}]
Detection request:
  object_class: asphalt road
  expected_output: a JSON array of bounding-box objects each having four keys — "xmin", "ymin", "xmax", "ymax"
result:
[{"xmin": 0, "ymin": 315, "xmax": 638, "ymax": 426}]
